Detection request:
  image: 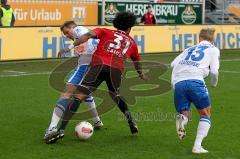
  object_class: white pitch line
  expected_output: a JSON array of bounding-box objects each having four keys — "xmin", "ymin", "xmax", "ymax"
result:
[
  {"xmin": 0, "ymin": 58, "xmax": 64, "ymax": 64},
  {"xmin": 221, "ymin": 70, "xmax": 240, "ymax": 74},
  {"xmin": 221, "ymin": 59, "xmax": 240, "ymax": 62},
  {"xmin": 0, "ymin": 72, "xmax": 51, "ymax": 77},
  {"xmin": 3, "ymin": 70, "xmax": 26, "ymax": 74}
]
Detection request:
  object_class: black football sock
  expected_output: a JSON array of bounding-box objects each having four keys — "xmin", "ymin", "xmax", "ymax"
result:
[
  {"xmin": 113, "ymin": 95, "xmax": 134, "ymax": 123},
  {"xmin": 59, "ymin": 99, "xmax": 81, "ymax": 130},
  {"xmin": 124, "ymin": 111, "xmax": 134, "ymax": 124}
]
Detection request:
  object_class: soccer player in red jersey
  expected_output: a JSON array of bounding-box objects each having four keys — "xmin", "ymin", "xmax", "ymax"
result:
[
  {"xmin": 48, "ymin": 12, "xmax": 147, "ymax": 143},
  {"xmin": 73, "ymin": 11, "xmax": 147, "ymax": 132}
]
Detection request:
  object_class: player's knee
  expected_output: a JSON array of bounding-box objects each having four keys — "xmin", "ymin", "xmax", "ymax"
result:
[
  {"xmin": 61, "ymin": 92, "xmax": 73, "ymax": 99},
  {"xmin": 75, "ymin": 85, "xmax": 91, "ymax": 98},
  {"xmin": 199, "ymin": 107, "xmax": 211, "ymax": 117},
  {"xmin": 74, "ymin": 94, "xmax": 86, "ymax": 101},
  {"xmin": 109, "ymin": 92, "xmax": 127, "ymax": 106},
  {"xmin": 64, "ymin": 84, "xmax": 77, "ymax": 93},
  {"xmin": 61, "ymin": 88, "xmax": 76, "ymax": 98}
]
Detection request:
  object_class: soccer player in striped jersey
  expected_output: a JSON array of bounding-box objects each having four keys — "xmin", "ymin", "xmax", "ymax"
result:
[{"xmin": 171, "ymin": 28, "xmax": 220, "ymax": 154}]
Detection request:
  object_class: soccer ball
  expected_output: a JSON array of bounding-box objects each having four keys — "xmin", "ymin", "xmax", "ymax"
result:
[{"xmin": 75, "ymin": 121, "xmax": 94, "ymax": 140}]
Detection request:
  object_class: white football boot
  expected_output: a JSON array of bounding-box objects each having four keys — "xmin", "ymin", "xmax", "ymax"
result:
[
  {"xmin": 44, "ymin": 127, "xmax": 65, "ymax": 144},
  {"xmin": 44, "ymin": 127, "xmax": 57, "ymax": 139},
  {"xmin": 176, "ymin": 114, "xmax": 186, "ymax": 140},
  {"xmin": 192, "ymin": 146, "xmax": 209, "ymax": 154}
]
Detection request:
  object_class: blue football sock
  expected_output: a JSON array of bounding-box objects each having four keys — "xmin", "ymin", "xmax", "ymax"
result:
[{"xmin": 59, "ymin": 98, "xmax": 81, "ymax": 130}]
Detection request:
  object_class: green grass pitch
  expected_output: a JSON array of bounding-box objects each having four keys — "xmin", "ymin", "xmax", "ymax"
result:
[{"xmin": 0, "ymin": 50, "xmax": 239, "ymax": 159}]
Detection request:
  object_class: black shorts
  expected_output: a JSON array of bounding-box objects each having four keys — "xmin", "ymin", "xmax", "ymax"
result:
[{"xmin": 78, "ymin": 65, "xmax": 122, "ymax": 95}]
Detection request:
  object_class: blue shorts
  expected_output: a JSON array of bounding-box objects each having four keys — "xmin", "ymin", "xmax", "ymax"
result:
[
  {"xmin": 67, "ymin": 65, "xmax": 94, "ymax": 102},
  {"xmin": 174, "ymin": 80, "xmax": 210, "ymax": 112},
  {"xmin": 67, "ymin": 65, "xmax": 88, "ymax": 85}
]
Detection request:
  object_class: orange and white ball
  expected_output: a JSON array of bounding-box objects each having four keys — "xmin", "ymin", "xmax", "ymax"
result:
[{"xmin": 75, "ymin": 121, "xmax": 94, "ymax": 140}]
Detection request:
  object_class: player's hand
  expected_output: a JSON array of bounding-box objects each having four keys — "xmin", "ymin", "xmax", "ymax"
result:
[
  {"xmin": 58, "ymin": 48, "xmax": 70, "ymax": 58},
  {"xmin": 139, "ymin": 73, "xmax": 149, "ymax": 81},
  {"xmin": 74, "ymin": 44, "xmax": 86, "ymax": 54}
]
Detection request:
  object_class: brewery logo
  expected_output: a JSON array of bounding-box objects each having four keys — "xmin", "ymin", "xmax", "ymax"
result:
[
  {"xmin": 105, "ymin": 3, "xmax": 119, "ymax": 25},
  {"xmin": 181, "ymin": 5, "xmax": 197, "ymax": 24}
]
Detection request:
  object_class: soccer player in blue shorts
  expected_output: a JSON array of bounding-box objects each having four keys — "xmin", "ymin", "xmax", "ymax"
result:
[
  {"xmin": 44, "ymin": 21, "xmax": 103, "ymax": 144},
  {"xmin": 171, "ymin": 28, "xmax": 220, "ymax": 154}
]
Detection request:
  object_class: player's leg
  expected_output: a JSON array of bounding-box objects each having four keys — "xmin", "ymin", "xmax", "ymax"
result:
[
  {"xmin": 78, "ymin": 64, "xmax": 103, "ymax": 129},
  {"xmin": 46, "ymin": 85, "xmax": 78, "ymax": 130},
  {"xmin": 58, "ymin": 65, "xmax": 102, "ymax": 131},
  {"xmin": 78, "ymin": 65, "xmax": 103, "ymax": 129},
  {"xmin": 58, "ymin": 97, "xmax": 80, "ymax": 130},
  {"xmin": 70, "ymin": 64, "xmax": 103, "ymax": 128},
  {"xmin": 58, "ymin": 94, "xmax": 103, "ymax": 131},
  {"xmin": 106, "ymin": 66, "xmax": 138, "ymax": 134},
  {"xmin": 110, "ymin": 92, "xmax": 138, "ymax": 134},
  {"xmin": 188, "ymin": 80, "xmax": 211, "ymax": 154},
  {"xmin": 192, "ymin": 107, "xmax": 211, "ymax": 154},
  {"xmin": 45, "ymin": 65, "xmax": 89, "ymax": 143},
  {"xmin": 48, "ymin": 65, "xmax": 85, "ymax": 131},
  {"xmin": 66, "ymin": 66, "xmax": 104, "ymax": 131},
  {"xmin": 174, "ymin": 81, "xmax": 191, "ymax": 139},
  {"xmin": 44, "ymin": 84, "xmax": 78, "ymax": 143},
  {"xmin": 75, "ymin": 65, "xmax": 104, "ymax": 100},
  {"xmin": 85, "ymin": 95, "xmax": 103, "ymax": 129}
]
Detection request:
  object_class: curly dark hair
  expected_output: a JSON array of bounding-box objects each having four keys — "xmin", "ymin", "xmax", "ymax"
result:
[
  {"xmin": 113, "ymin": 11, "xmax": 136, "ymax": 31},
  {"xmin": 60, "ymin": 21, "xmax": 76, "ymax": 31}
]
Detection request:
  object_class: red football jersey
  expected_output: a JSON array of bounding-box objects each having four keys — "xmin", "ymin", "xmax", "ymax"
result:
[
  {"xmin": 143, "ymin": 13, "xmax": 157, "ymax": 25},
  {"xmin": 91, "ymin": 28, "xmax": 141, "ymax": 72}
]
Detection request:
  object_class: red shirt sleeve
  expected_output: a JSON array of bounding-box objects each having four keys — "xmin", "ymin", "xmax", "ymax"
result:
[
  {"xmin": 130, "ymin": 43, "xmax": 141, "ymax": 61},
  {"xmin": 141, "ymin": 14, "xmax": 146, "ymax": 23},
  {"xmin": 152, "ymin": 14, "xmax": 157, "ymax": 24},
  {"xmin": 92, "ymin": 28, "xmax": 105, "ymax": 39}
]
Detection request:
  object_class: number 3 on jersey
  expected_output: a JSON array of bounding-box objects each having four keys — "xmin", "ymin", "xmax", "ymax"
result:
[
  {"xmin": 185, "ymin": 46, "xmax": 209, "ymax": 61},
  {"xmin": 108, "ymin": 33, "xmax": 131, "ymax": 55}
]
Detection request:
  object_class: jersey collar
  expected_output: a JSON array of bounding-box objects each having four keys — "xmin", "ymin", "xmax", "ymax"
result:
[
  {"xmin": 199, "ymin": 40, "xmax": 212, "ymax": 45},
  {"xmin": 117, "ymin": 30, "xmax": 128, "ymax": 35}
]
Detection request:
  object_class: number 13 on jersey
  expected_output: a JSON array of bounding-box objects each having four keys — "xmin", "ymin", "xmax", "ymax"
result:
[{"xmin": 185, "ymin": 46, "xmax": 209, "ymax": 61}]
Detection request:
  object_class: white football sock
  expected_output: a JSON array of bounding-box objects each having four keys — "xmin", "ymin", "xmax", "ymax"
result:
[
  {"xmin": 85, "ymin": 96, "xmax": 100, "ymax": 123},
  {"xmin": 194, "ymin": 117, "xmax": 211, "ymax": 148},
  {"xmin": 48, "ymin": 107, "xmax": 63, "ymax": 130},
  {"xmin": 182, "ymin": 114, "xmax": 189, "ymax": 125}
]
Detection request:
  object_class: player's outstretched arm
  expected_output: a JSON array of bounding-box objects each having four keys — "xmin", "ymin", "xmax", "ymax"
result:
[
  {"xmin": 210, "ymin": 72, "xmax": 218, "ymax": 88},
  {"xmin": 210, "ymin": 49, "xmax": 220, "ymax": 87},
  {"xmin": 73, "ymin": 31, "xmax": 97, "ymax": 47},
  {"xmin": 130, "ymin": 44, "xmax": 148, "ymax": 80},
  {"xmin": 58, "ymin": 48, "xmax": 71, "ymax": 58},
  {"xmin": 58, "ymin": 30, "xmax": 97, "ymax": 58}
]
